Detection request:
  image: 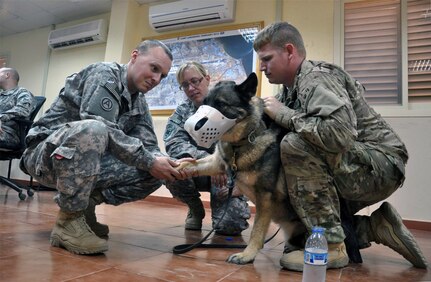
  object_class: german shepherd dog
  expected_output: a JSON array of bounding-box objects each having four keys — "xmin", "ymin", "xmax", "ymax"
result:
[{"xmin": 177, "ymin": 73, "xmax": 305, "ymax": 265}]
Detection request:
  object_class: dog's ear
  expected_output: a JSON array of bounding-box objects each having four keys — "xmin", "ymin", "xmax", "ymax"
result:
[{"xmin": 235, "ymin": 73, "xmax": 258, "ymax": 101}]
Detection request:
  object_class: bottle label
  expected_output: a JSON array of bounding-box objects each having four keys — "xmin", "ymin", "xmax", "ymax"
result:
[{"xmin": 304, "ymin": 250, "xmax": 328, "ymax": 266}]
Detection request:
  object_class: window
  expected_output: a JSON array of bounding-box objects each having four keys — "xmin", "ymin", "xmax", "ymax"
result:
[
  {"xmin": 344, "ymin": 0, "xmax": 401, "ymax": 105},
  {"xmin": 408, "ymin": 0, "xmax": 431, "ymax": 102},
  {"xmin": 342, "ymin": 0, "xmax": 431, "ymax": 108}
]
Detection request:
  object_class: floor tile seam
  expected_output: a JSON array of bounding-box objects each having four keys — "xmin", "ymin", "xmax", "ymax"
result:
[
  {"xmin": 108, "ymin": 241, "xmax": 173, "ymax": 254},
  {"xmin": 108, "ymin": 228, "xmax": 188, "ymax": 242},
  {"xmin": 111, "ymin": 267, "xmax": 173, "ymax": 282},
  {"xmin": 215, "ymin": 264, "xmax": 248, "ymax": 281},
  {"xmin": 60, "ymin": 266, "xmax": 115, "ymax": 281},
  {"xmin": 106, "ymin": 238, "xmax": 175, "ymax": 253},
  {"xmin": 110, "ymin": 226, "xmax": 234, "ymax": 242},
  {"xmin": 0, "ymin": 249, "xmax": 35, "ymax": 259},
  {"xmin": 101, "ymin": 222, "xmax": 186, "ymax": 230},
  {"xmin": 176, "ymin": 252, "xmax": 243, "ymax": 264},
  {"xmin": 1, "ymin": 207, "xmax": 57, "ymax": 219},
  {"xmin": 112, "ymin": 252, "xmax": 177, "ymax": 278},
  {"xmin": 0, "ymin": 237, "xmax": 56, "ymax": 255},
  {"xmin": 117, "ymin": 253, "xmax": 242, "ymax": 281},
  {"xmin": 0, "ymin": 243, "xmax": 73, "ymax": 260}
]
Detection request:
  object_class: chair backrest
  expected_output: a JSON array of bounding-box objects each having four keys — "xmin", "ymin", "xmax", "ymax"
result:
[
  {"xmin": 0, "ymin": 96, "xmax": 46, "ymax": 155},
  {"xmin": 17, "ymin": 96, "xmax": 45, "ymax": 145},
  {"xmin": 30, "ymin": 96, "xmax": 46, "ymax": 122},
  {"xmin": 20, "ymin": 96, "xmax": 46, "ymax": 144}
]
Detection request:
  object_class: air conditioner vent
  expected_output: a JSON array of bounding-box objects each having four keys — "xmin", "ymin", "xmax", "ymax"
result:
[
  {"xmin": 149, "ymin": 0, "xmax": 235, "ymax": 32},
  {"xmin": 48, "ymin": 19, "xmax": 108, "ymax": 50},
  {"xmin": 152, "ymin": 13, "xmax": 222, "ymax": 30}
]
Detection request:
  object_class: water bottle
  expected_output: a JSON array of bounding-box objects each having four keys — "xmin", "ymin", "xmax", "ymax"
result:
[{"xmin": 302, "ymin": 226, "xmax": 328, "ymax": 282}]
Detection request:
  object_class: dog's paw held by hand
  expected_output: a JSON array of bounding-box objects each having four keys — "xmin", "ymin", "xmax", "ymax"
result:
[
  {"xmin": 175, "ymin": 161, "xmax": 195, "ymax": 171},
  {"xmin": 174, "ymin": 160, "xmax": 199, "ymax": 178},
  {"xmin": 226, "ymin": 252, "xmax": 255, "ymax": 265}
]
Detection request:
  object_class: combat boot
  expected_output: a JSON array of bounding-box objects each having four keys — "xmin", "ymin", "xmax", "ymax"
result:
[
  {"xmin": 50, "ymin": 210, "xmax": 108, "ymax": 255},
  {"xmin": 84, "ymin": 191, "xmax": 109, "ymax": 237},
  {"xmin": 185, "ymin": 198, "xmax": 205, "ymax": 230},
  {"xmin": 366, "ymin": 202, "xmax": 428, "ymax": 268},
  {"xmin": 280, "ymin": 242, "xmax": 349, "ymax": 271}
]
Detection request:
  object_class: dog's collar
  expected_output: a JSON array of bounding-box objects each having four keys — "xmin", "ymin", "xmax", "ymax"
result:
[
  {"xmin": 232, "ymin": 121, "xmax": 266, "ymax": 147},
  {"xmin": 229, "ymin": 153, "xmax": 238, "ymax": 172}
]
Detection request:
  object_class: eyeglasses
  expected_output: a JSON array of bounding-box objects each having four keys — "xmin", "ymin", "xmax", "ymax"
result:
[{"xmin": 179, "ymin": 77, "xmax": 204, "ymax": 91}]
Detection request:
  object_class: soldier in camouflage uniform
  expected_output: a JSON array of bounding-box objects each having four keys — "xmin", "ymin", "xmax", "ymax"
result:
[
  {"xmin": 20, "ymin": 40, "xmax": 193, "ymax": 255},
  {"xmin": 164, "ymin": 62, "xmax": 250, "ymax": 235},
  {"xmin": 253, "ymin": 22, "xmax": 427, "ymax": 270},
  {"xmin": 0, "ymin": 67, "xmax": 35, "ymax": 148}
]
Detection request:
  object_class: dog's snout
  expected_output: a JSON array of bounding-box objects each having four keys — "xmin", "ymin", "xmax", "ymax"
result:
[{"xmin": 195, "ymin": 117, "xmax": 208, "ymax": 131}]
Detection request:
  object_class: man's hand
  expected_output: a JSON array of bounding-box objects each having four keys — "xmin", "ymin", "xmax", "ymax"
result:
[
  {"xmin": 211, "ymin": 173, "xmax": 227, "ymax": 188},
  {"xmin": 149, "ymin": 156, "xmax": 196, "ymax": 182},
  {"xmin": 214, "ymin": 185, "xmax": 243, "ymax": 200},
  {"xmin": 211, "ymin": 173, "xmax": 243, "ymax": 200},
  {"xmin": 175, "ymin": 157, "xmax": 198, "ymax": 179},
  {"xmin": 263, "ymin": 96, "xmax": 284, "ymax": 120}
]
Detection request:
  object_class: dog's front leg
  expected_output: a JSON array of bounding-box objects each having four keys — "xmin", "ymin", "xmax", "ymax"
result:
[
  {"xmin": 227, "ymin": 192, "xmax": 272, "ymax": 264},
  {"xmin": 177, "ymin": 153, "xmax": 226, "ymax": 176}
]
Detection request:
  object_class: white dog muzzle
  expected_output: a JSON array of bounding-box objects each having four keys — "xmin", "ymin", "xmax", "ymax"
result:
[{"xmin": 184, "ymin": 105, "xmax": 236, "ymax": 148}]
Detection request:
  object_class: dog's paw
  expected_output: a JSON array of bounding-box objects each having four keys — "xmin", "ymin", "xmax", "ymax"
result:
[
  {"xmin": 226, "ymin": 252, "xmax": 255, "ymax": 265},
  {"xmin": 175, "ymin": 161, "xmax": 194, "ymax": 171}
]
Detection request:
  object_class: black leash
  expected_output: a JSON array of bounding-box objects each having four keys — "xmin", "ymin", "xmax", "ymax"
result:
[{"xmin": 173, "ymin": 167, "xmax": 280, "ymax": 254}]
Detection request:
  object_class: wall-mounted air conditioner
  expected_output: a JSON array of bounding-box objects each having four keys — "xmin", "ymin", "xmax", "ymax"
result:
[
  {"xmin": 48, "ymin": 19, "xmax": 108, "ymax": 50},
  {"xmin": 149, "ymin": 0, "xmax": 236, "ymax": 32}
]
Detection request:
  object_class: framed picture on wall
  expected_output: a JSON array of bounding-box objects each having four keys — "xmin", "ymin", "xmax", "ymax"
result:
[{"xmin": 143, "ymin": 21, "xmax": 263, "ymax": 115}]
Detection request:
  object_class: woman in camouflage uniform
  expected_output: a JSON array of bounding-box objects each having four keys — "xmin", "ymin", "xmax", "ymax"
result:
[{"xmin": 164, "ymin": 62, "xmax": 250, "ymax": 236}]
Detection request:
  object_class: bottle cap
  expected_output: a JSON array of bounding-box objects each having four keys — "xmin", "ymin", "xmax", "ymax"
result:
[{"xmin": 312, "ymin": 226, "xmax": 325, "ymax": 234}]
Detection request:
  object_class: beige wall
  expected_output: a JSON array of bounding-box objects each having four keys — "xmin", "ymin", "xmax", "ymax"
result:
[
  {"xmin": 1, "ymin": 0, "xmax": 430, "ymax": 223},
  {"xmin": 284, "ymin": 0, "xmax": 334, "ymax": 62},
  {"xmin": 105, "ymin": 0, "xmax": 143, "ymax": 63},
  {"xmin": 0, "ymin": 26, "xmax": 52, "ymax": 99},
  {"xmin": 44, "ymin": 13, "xmax": 111, "ymax": 108}
]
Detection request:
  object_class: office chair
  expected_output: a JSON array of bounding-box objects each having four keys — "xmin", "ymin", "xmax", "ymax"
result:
[{"xmin": 0, "ymin": 96, "xmax": 46, "ymax": 200}]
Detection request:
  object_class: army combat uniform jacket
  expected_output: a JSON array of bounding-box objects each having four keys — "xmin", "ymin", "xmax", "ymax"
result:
[
  {"xmin": 0, "ymin": 87, "xmax": 35, "ymax": 148},
  {"xmin": 164, "ymin": 99, "xmax": 250, "ymax": 235},
  {"xmin": 276, "ymin": 60, "xmax": 408, "ymax": 242},
  {"xmin": 22, "ymin": 62, "xmax": 164, "ymax": 210},
  {"xmin": 276, "ymin": 60, "xmax": 407, "ymax": 171}
]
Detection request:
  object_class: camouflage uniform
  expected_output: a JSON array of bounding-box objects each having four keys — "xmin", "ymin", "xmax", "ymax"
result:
[
  {"xmin": 275, "ymin": 60, "xmax": 407, "ymax": 243},
  {"xmin": 0, "ymin": 87, "xmax": 35, "ymax": 148},
  {"xmin": 21, "ymin": 62, "xmax": 165, "ymax": 212},
  {"xmin": 164, "ymin": 99, "xmax": 250, "ymax": 234}
]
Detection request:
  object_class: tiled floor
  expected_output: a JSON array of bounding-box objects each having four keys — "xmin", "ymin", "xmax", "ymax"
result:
[{"xmin": 0, "ymin": 185, "xmax": 430, "ymax": 282}]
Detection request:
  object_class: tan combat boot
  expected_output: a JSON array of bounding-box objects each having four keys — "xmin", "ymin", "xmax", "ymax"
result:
[
  {"xmin": 50, "ymin": 210, "xmax": 108, "ymax": 255},
  {"xmin": 280, "ymin": 242, "xmax": 349, "ymax": 271},
  {"xmin": 84, "ymin": 195, "xmax": 109, "ymax": 237},
  {"xmin": 368, "ymin": 202, "xmax": 428, "ymax": 268},
  {"xmin": 185, "ymin": 198, "xmax": 205, "ymax": 230}
]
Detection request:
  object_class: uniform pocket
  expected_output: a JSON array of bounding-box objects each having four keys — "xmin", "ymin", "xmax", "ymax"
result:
[{"xmin": 51, "ymin": 146, "xmax": 76, "ymax": 160}]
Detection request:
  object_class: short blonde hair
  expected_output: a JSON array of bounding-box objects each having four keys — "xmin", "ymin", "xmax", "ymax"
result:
[{"xmin": 176, "ymin": 61, "xmax": 208, "ymax": 83}]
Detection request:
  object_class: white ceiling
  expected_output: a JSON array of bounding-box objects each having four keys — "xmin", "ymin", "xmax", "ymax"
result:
[{"xmin": 0, "ymin": 0, "xmax": 163, "ymax": 37}]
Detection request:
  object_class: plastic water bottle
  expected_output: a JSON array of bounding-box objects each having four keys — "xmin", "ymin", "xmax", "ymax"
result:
[{"xmin": 302, "ymin": 226, "xmax": 328, "ymax": 282}]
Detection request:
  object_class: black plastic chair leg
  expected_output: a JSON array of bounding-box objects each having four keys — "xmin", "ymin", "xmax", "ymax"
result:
[{"xmin": 0, "ymin": 176, "xmax": 31, "ymax": 200}]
